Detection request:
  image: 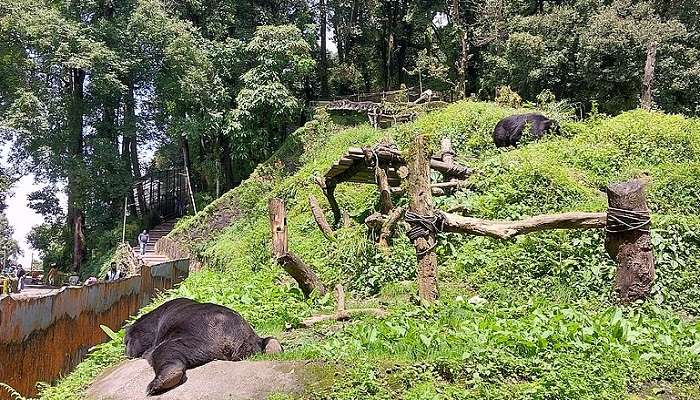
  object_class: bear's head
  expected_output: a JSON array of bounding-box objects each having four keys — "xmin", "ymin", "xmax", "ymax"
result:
[{"xmin": 261, "ymin": 336, "xmax": 283, "ymax": 354}]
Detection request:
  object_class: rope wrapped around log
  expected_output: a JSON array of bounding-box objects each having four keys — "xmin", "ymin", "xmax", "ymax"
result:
[
  {"xmin": 605, "ymin": 207, "xmax": 651, "ymax": 233},
  {"xmin": 405, "ymin": 210, "xmax": 445, "ymax": 255}
]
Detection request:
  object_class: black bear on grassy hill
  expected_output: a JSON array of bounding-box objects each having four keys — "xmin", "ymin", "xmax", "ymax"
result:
[
  {"xmin": 125, "ymin": 298, "xmax": 282, "ymax": 395},
  {"xmin": 493, "ymin": 113, "xmax": 561, "ymax": 147}
]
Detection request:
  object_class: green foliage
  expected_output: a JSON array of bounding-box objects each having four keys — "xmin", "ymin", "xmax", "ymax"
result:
[
  {"xmin": 44, "ymin": 102, "xmax": 700, "ymax": 399},
  {"xmin": 494, "ymin": 86, "xmax": 523, "ymax": 109}
]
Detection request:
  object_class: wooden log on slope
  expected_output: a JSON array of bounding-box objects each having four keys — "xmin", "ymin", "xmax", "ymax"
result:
[
  {"xmin": 309, "ymin": 195, "xmax": 334, "ymax": 239},
  {"xmin": 269, "ymin": 198, "xmax": 327, "ymax": 298},
  {"xmin": 441, "ymin": 212, "xmax": 608, "ymax": 240}
]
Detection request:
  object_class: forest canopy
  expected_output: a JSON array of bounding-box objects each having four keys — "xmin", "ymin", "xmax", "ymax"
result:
[{"xmin": 0, "ymin": 0, "xmax": 698, "ymax": 272}]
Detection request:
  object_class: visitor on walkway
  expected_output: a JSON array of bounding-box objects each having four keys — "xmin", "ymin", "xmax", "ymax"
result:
[
  {"xmin": 175, "ymin": 197, "xmax": 184, "ymax": 217},
  {"xmin": 105, "ymin": 262, "xmax": 122, "ymax": 281},
  {"xmin": 47, "ymin": 264, "xmax": 58, "ymax": 286},
  {"xmin": 16, "ymin": 264, "xmax": 26, "ymax": 292},
  {"xmin": 138, "ymin": 230, "xmax": 150, "ymax": 256}
]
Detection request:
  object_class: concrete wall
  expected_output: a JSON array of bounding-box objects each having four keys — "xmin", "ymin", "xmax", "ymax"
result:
[{"xmin": 0, "ymin": 259, "xmax": 189, "ymax": 400}]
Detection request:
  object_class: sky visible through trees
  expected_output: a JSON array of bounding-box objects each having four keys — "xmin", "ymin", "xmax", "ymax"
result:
[{"xmin": 0, "ymin": 0, "xmax": 698, "ymax": 274}]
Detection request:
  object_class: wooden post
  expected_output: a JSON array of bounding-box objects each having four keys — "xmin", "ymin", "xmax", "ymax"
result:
[
  {"xmin": 605, "ymin": 179, "xmax": 655, "ymax": 303},
  {"xmin": 309, "ymin": 195, "xmax": 334, "ymax": 239},
  {"xmin": 640, "ymin": 41, "xmax": 657, "ymax": 111},
  {"xmin": 268, "ymin": 198, "xmax": 327, "ymax": 298},
  {"xmin": 439, "ymin": 138, "xmax": 458, "ymax": 192},
  {"xmin": 269, "ymin": 198, "xmax": 289, "ymax": 258},
  {"xmin": 375, "ymin": 167, "xmax": 394, "ymax": 214},
  {"xmin": 407, "ymin": 134, "xmax": 439, "ymax": 302},
  {"xmin": 335, "ymin": 284, "xmax": 350, "ymax": 320}
]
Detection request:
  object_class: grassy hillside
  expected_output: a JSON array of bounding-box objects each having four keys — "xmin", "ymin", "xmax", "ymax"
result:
[{"xmin": 40, "ymin": 102, "xmax": 700, "ymax": 400}]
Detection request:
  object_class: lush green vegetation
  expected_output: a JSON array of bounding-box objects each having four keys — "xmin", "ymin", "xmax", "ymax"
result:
[
  {"xmin": 38, "ymin": 101, "xmax": 700, "ymax": 400},
  {"xmin": 2, "ymin": 0, "xmax": 699, "ymax": 275}
]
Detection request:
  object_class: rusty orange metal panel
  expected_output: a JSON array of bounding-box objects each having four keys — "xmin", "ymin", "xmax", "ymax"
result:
[{"xmin": 0, "ymin": 260, "xmax": 188, "ymax": 400}]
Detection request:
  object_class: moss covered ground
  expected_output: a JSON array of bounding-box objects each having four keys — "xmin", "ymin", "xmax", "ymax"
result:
[{"xmin": 39, "ymin": 102, "xmax": 700, "ymax": 400}]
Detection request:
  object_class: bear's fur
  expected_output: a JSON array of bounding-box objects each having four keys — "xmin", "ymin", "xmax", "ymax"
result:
[
  {"xmin": 124, "ymin": 298, "xmax": 282, "ymax": 395},
  {"xmin": 492, "ymin": 113, "xmax": 560, "ymax": 147}
]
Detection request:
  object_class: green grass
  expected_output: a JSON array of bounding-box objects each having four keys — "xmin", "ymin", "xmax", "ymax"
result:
[{"xmin": 38, "ymin": 101, "xmax": 700, "ymax": 399}]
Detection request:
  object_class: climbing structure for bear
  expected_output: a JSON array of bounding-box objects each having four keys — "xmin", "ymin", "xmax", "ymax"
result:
[{"xmin": 309, "ymin": 136, "xmax": 654, "ymax": 305}]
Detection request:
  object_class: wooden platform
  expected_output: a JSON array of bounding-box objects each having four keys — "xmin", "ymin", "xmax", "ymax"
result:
[{"xmin": 324, "ymin": 146, "xmax": 404, "ymax": 186}]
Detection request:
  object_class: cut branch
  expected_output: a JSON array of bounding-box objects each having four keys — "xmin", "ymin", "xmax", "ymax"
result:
[
  {"xmin": 309, "ymin": 195, "xmax": 334, "ymax": 239},
  {"xmin": 441, "ymin": 211, "xmax": 607, "ymax": 240},
  {"xmin": 379, "ymin": 206, "xmax": 406, "ymax": 249},
  {"xmin": 277, "ymin": 253, "xmax": 327, "ymax": 298},
  {"xmin": 314, "ymin": 176, "xmax": 342, "ymax": 226},
  {"xmin": 299, "ymin": 284, "xmax": 387, "ymax": 327}
]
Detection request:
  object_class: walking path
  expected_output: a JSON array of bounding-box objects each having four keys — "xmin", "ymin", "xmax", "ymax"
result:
[{"xmin": 135, "ymin": 219, "xmax": 178, "ymax": 266}]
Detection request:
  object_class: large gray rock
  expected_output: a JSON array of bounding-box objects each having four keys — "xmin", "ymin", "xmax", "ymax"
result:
[{"xmin": 86, "ymin": 359, "xmax": 317, "ymax": 400}]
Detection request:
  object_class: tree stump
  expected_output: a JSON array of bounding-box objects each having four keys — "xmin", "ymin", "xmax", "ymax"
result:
[
  {"xmin": 407, "ymin": 134, "xmax": 439, "ymax": 302},
  {"xmin": 605, "ymin": 180, "xmax": 655, "ymax": 303},
  {"xmin": 269, "ymin": 198, "xmax": 288, "ymax": 258}
]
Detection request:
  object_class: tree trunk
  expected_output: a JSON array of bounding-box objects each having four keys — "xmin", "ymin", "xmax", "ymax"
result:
[
  {"xmin": 67, "ymin": 67, "xmax": 86, "ymax": 273},
  {"xmin": 640, "ymin": 41, "xmax": 657, "ymax": 111},
  {"xmin": 121, "ymin": 135, "xmax": 138, "ymax": 216},
  {"xmin": 407, "ymin": 134, "xmax": 438, "ymax": 302},
  {"xmin": 319, "ymin": 0, "xmax": 329, "ymax": 97},
  {"xmin": 220, "ymin": 132, "xmax": 234, "ymax": 191},
  {"xmin": 451, "ymin": 0, "xmax": 468, "ymax": 98},
  {"xmin": 605, "ymin": 179, "xmax": 655, "ymax": 303},
  {"xmin": 124, "ymin": 79, "xmax": 146, "ymax": 215},
  {"xmin": 181, "ymin": 135, "xmax": 197, "ymax": 214}
]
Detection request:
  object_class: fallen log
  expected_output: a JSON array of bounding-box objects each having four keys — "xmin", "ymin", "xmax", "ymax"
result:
[
  {"xmin": 299, "ymin": 284, "xmax": 387, "ymax": 327},
  {"xmin": 440, "ymin": 211, "xmax": 607, "ymax": 240}
]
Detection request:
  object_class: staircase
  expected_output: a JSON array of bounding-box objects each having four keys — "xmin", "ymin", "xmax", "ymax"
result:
[{"xmin": 134, "ymin": 219, "xmax": 178, "ymax": 266}]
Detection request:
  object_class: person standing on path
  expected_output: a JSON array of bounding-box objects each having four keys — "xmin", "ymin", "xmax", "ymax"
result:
[
  {"xmin": 16, "ymin": 264, "xmax": 26, "ymax": 292},
  {"xmin": 47, "ymin": 264, "xmax": 58, "ymax": 286},
  {"xmin": 138, "ymin": 230, "xmax": 150, "ymax": 256}
]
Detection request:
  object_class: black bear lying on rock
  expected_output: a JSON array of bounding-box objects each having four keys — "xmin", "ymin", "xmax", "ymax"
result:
[
  {"xmin": 125, "ymin": 298, "xmax": 282, "ymax": 395},
  {"xmin": 492, "ymin": 113, "xmax": 560, "ymax": 147}
]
